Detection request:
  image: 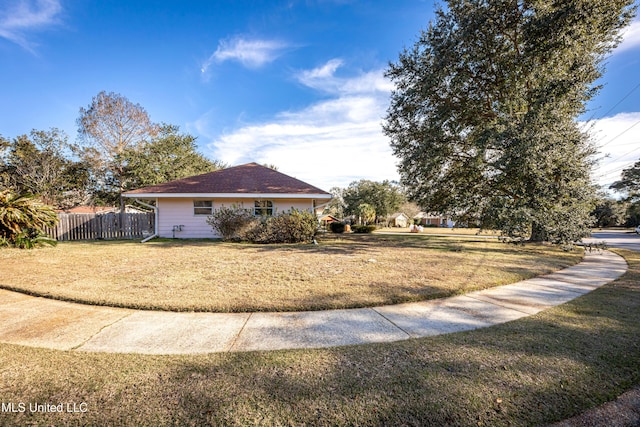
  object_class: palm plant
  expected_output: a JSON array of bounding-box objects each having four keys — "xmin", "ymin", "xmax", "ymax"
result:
[{"xmin": 0, "ymin": 190, "xmax": 58, "ymax": 248}]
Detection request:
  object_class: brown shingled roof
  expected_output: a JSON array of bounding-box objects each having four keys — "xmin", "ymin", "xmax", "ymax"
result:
[{"xmin": 124, "ymin": 162, "xmax": 331, "ymax": 195}]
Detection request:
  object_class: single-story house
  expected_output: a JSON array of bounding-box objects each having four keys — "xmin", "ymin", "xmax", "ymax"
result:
[
  {"xmin": 414, "ymin": 212, "xmax": 455, "ymax": 228},
  {"xmin": 388, "ymin": 212, "xmax": 410, "ymax": 228},
  {"xmin": 123, "ymin": 162, "xmax": 332, "ymax": 239}
]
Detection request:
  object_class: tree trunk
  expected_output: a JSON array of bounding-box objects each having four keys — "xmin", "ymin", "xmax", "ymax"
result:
[{"xmin": 529, "ymin": 222, "xmax": 547, "ymax": 242}]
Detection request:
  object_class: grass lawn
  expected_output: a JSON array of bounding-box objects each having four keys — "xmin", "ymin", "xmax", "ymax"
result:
[
  {"xmin": 0, "ymin": 249, "xmax": 638, "ymax": 426},
  {"xmin": 0, "ymin": 234, "xmax": 581, "ymax": 312},
  {"xmin": 376, "ymin": 226, "xmax": 500, "ymax": 236}
]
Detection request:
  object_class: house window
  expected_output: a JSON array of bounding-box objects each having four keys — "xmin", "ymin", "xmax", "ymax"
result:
[
  {"xmin": 194, "ymin": 200, "xmax": 213, "ymax": 215},
  {"xmin": 254, "ymin": 200, "xmax": 273, "ymax": 216}
]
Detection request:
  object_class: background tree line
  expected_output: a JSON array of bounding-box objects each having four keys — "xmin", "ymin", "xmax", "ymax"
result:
[
  {"xmin": 326, "ymin": 179, "xmax": 421, "ymax": 226},
  {"xmin": 600, "ymin": 160, "xmax": 640, "ymax": 227},
  {"xmin": 0, "ymin": 91, "xmax": 224, "ymax": 210}
]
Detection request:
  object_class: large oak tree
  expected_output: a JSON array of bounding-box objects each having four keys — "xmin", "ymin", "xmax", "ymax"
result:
[{"xmin": 384, "ymin": 0, "xmax": 636, "ymax": 244}]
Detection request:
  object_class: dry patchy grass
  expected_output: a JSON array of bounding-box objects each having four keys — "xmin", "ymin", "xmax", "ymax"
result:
[
  {"xmin": 0, "ymin": 250, "xmax": 638, "ymax": 426},
  {"xmin": 0, "ymin": 234, "xmax": 581, "ymax": 312}
]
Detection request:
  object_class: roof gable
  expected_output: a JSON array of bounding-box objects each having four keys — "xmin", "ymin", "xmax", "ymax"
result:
[{"xmin": 124, "ymin": 163, "xmax": 331, "ymax": 196}]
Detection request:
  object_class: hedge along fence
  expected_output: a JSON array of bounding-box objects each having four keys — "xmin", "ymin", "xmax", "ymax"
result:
[{"xmin": 46, "ymin": 212, "xmax": 155, "ymax": 241}]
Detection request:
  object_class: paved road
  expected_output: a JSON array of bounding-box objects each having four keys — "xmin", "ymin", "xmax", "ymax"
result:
[{"xmin": 586, "ymin": 230, "xmax": 640, "ymax": 252}]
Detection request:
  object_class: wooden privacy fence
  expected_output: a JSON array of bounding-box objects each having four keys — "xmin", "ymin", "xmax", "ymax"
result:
[{"xmin": 47, "ymin": 212, "xmax": 155, "ymax": 241}]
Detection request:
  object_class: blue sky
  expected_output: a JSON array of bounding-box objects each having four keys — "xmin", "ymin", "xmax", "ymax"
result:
[{"xmin": 1, "ymin": 0, "xmax": 639, "ymax": 193}]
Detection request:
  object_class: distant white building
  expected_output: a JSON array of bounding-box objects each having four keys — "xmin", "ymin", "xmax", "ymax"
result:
[{"xmin": 389, "ymin": 212, "xmax": 410, "ymax": 228}]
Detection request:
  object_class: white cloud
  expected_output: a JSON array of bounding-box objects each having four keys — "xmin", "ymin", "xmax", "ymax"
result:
[
  {"xmin": 201, "ymin": 36, "xmax": 290, "ymax": 74},
  {"xmin": 587, "ymin": 111, "xmax": 640, "ymax": 190},
  {"xmin": 203, "ymin": 60, "xmax": 399, "ymax": 190},
  {"xmin": 0, "ymin": 0, "xmax": 61, "ymax": 52},
  {"xmin": 615, "ymin": 17, "xmax": 640, "ymax": 53},
  {"xmin": 295, "ymin": 58, "xmax": 393, "ymax": 95}
]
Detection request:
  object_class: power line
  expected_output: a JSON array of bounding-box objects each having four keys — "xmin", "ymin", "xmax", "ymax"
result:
[
  {"xmin": 606, "ymin": 141, "xmax": 640, "ymax": 164},
  {"xmin": 594, "ymin": 157, "xmax": 639, "ymax": 181},
  {"xmin": 585, "ymin": 80, "xmax": 640, "ymax": 123},
  {"xmin": 598, "ymin": 118, "xmax": 640, "ymax": 148}
]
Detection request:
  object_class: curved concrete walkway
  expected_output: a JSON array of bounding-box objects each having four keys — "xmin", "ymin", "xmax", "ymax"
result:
[{"xmin": 0, "ymin": 250, "xmax": 627, "ymax": 355}]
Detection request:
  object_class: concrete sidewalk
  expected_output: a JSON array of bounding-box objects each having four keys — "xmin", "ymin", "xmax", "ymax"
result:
[{"xmin": 0, "ymin": 250, "xmax": 627, "ymax": 355}]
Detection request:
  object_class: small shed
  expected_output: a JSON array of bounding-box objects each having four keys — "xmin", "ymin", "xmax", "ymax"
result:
[
  {"xmin": 389, "ymin": 212, "xmax": 409, "ymax": 228},
  {"xmin": 319, "ymin": 214, "xmax": 340, "ymax": 229}
]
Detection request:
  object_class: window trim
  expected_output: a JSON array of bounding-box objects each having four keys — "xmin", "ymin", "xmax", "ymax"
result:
[
  {"xmin": 254, "ymin": 200, "xmax": 274, "ymax": 216},
  {"xmin": 193, "ymin": 200, "xmax": 213, "ymax": 216}
]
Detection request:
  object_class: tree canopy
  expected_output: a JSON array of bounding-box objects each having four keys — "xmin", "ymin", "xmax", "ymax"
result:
[
  {"xmin": 75, "ymin": 91, "xmax": 223, "ymax": 206},
  {"xmin": 384, "ymin": 0, "xmax": 636, "ymax": 244},
  {"xmin": 76, "ymin": 91, "xmax": 159, "ymax": 205},
  {"xmin": 1, "ymin": 92, "xmax": 223, "ymax": 210},
  {"xmin": 611, "ymin": 159, "xmax": 640, "ymax": 201},
  {"xmin": 0, "ymin": 129, "xmax": 89, "ymax": 208},
  {"xmin": 121, "ymin": 124, "xmax": 225, "ymax": 190},
  {"xmin": 342, "ymin": 179, "xmax": 405, "ymax": 221}
]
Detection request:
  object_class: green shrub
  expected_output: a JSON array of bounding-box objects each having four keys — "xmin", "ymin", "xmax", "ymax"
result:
[
  {"xmin": 0, "ymin": 190, "xmax": 58, "ymax": 249},
  {"xmin": 250, "ymin": 209, "xmax": 318, "ymax": 244},
  {"xmin": 330, "ymin": 222, "xmax": 345, "ymax": 233},
  {"xmin": 13, "ymin": 229, "xmax": 58, "ymax": 249},
  {"xmin": 208, "ymin": 207, "xmax": 318, "ymax": 243},
  {"xmin": 206, "ymin": 206, "xmax": 259, "ymax": 241},
  {"xmin": 352, "ymin": 225, "xmax": 377, "ymax": 233}
]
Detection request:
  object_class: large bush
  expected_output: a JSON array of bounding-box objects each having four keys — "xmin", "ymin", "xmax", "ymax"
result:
[
  {"xmin": 208, "ymin": 207, "xmax": 318, "ymax": 243},
  {"xmin": 352, "ymin": 225, "xmax": 377, "ymax": 233},
  {"xmin": 330, "ymin": 222, "xmax": 345, "ymax": 233},
  {"xmin": 206, "ymin": 206, "xmax": 258, "ymax": 241},
  {"xmin": 259, "ymin": 209, "xmax": 318, "ymax": 243},
  {"xmin": 0, "ymin": 190, "xmax": 58, "ymax": 248}
]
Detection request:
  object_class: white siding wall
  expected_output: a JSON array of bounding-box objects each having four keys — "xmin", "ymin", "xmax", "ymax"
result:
[
  {"xmin": 157, "ymin": 198, "xmax": 216, "ymax": 238},
  {"xmin": 157, "ymin": 197, "xmax": 320, "ymax": 239}
]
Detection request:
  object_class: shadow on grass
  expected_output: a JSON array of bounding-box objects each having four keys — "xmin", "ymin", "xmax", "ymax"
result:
[{"xmin": 152, "ymin": 250, "xmax": 640, "ymax": 426}]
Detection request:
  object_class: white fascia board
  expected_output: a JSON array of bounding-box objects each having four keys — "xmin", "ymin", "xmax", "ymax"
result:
[{"xmin": 123, "ymin": 193, "xmax": 332, "ymax": 199}]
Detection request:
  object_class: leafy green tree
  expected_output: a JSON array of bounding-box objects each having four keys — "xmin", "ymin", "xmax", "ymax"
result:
[
  {"xmin": 356, "ymin": 203, "xmax": 376, "ymax": 225},
  {"xmin": 0, "ymin": 129, "xmax": 90, "ymax": 208},
  {"xmin": 343, "ymin": 180, "xmax": 405, "ymax": 222},
  {"xmin": 121, "ymin": 124, "xmax": 224, "ymax": 189},
  {"xmin": 76, "ymin": 91, "xmax": 159, "ymax": 205},
  {"xmin": 611, "ymin": 159, "xmax": 640, "ymax": 201},
  {"xmin": 625, "ymin": 201, "xmax": 640, "ymax": 227},
  {"xmin": 591, "ymin": 197, "xmax": 627, "ymax": 227},
  {"xmin": 0, "ymin": 190, "xmax": 58, "ymax": 248},
  {"xmin": 384, "ymin": 0, "xmax": 635, "ymax": 244}
]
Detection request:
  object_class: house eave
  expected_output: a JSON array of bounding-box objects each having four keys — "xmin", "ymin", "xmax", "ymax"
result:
[{"xmin": 123, "ymin": 192, "xmax": 332, "ymax": 199}]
